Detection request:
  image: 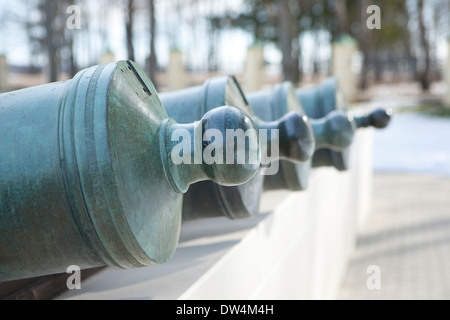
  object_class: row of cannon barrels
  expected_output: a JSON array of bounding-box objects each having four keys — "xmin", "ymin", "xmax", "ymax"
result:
[{"xmin": 0, "ymin": 60, "xmax": 391, "ymax": 282}]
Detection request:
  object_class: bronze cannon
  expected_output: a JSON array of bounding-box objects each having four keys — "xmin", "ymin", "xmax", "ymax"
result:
[
  {"xmin": 247, "ymin": 79, "xmax": 392, "ymax": 191},
  {"xmin": 297, "ymin": 78, "xmax": 392, "ymax": 171},
  {"xmin": 0, "ymin": 61, "xmax": 261, "ymax": 281},
  {"xmin": 159, "ymin": 76, "xmax": 315, "ymax": 220}
]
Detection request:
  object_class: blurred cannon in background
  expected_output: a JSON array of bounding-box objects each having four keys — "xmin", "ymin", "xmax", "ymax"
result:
[
  {"xmin": 160, "ymin": 76, "xmax": 315, "ymax": 220},
  {"xmin": 247, "ymin": 82, "xmax": 315, "ymax": 191},
  {"xmin": 248, "ymin": 82, "xmax": 356, "ymax": 191},
  {"xmin": 0, "ymin": 61, "xmax": 261, "ymax": 282},
  {"xmin": 247, "ymin": 78, "xmax": 391, "ymax": 192},
  {"xmin": 297, "ymin": 78, "xmax": 392, "ymax": 172}
]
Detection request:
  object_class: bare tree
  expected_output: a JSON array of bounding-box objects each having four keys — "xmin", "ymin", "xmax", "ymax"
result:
[
  {"xmin": 402, "ymin": 4, "xmax": 416, "ymax": 81},
  {"xmin": 334, "ymin": 0, "xmax": 348, "ymax": 36},
  {"xmin": 125, "ymin": 0, "xmax": 136, "ymax": 61},
  {"xmin": 147, "ymin": 0, "xmax": 158, "ymax": 88},
  {"xmin": 66, "ymin": 0, "xmax": 78, "ymax": 77},
  {"xmin": 25, "ymin": 0, "xmax": 77, "ymax": 82},
  {"xmin": 417, "ymin": 0, "xmax": 431, "ymax": 91},
  {"xmin": 358, "ymin": 0, "xmax": 370, "ymax": 89},
  {"xmin": 44, "ymin": 0, "xmax": 58, "ymax": 82},
  {"xmin": 279, "ymin": 0, "xmax": 300, "ymax": 83}
]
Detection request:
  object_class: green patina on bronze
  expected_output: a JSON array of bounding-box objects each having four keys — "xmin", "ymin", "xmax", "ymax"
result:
[
  {"xmin": 247, "ymin": 82, "xmax": 315, "ymax": 191},
  {"xmin": 0, "ymin": 61, "xmax": 261, "ymax": 282},
  {"xmin": 249, "ymin": 79, "xmax": 392, "ymax": 192},
  {"xmin": 298, "ymin": 78, "xmax": 391, "ymax": 171},
  {"xmin": 160, "ymin": 76, "xmax": 315, "ymax": 220}
]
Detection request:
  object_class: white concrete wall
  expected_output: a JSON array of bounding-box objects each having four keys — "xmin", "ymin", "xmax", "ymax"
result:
[
  {"xmin": 59, "ymin": 129, "xmax": 373, "ymax": 300},
  {"xmin": 179, "ymin": 129, "xmax": 373, "ymax": 300}
]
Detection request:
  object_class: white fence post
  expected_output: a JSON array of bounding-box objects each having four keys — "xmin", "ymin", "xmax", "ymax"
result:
[
  {"xmin": 0, "ymin": 55, "xmax": 9, "ymax": 93},
  {"xmin": 332, "ymin": 35, "xmax": 360, "ymax": 103},
  {"xmin": 100, "ymin": 50, "xmax": 116, "ymax": 64},
  {"xmin": 167, "ymin": 49, "xmax": 187, "ymax": 91},
  {"xmin": 243, "ymin": 43, "xmax": 264, "ymax": 93}
]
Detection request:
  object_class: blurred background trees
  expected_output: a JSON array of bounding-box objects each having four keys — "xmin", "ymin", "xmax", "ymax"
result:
[
  {"xmin": 23, "ymin": 0, "xmax": 78, "ymax": 81},
  {"xmin": 220, "ymin": 0, "xmax": 448, "ymax": 91},
  {"xmin": 0, "ymin": 0, "xmax": 448, "ymax": 92}
]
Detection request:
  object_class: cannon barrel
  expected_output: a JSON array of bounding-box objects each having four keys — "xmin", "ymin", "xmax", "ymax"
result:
[
  {"xmin": 249, "ymin": 79, "xmax": 392, "ymax": 191},
  {"xmin": 247, "ymin": 82, "xmax": 315, "ymax": 191},
  {"xmin": 160, "ymin": 76, "xmax": 315, "ymax": 220},
  {"xmin": 297, "ymin": 78, "xmax": 391, "ymax": 171},
  {"xmin": 0, "ymin": 61, "xmax": 260, "ymax": 281}
]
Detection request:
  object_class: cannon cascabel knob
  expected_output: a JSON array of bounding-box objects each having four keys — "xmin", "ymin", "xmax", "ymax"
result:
[
  {"xmin": 247, "ymin": 82, "xmax": 315, "ymax": 192},
  {"xmin": 0, "ymin": 60, "xmax": 260, "ymax": 282},
  {"xmin": 160, "ymin": 76, "xmax": 267, "ymax": 220},
  {"xmin": 257, "ymin": 111, "xmax": 315, "ymax": 164},
  {"xmin": 245, "ymin": 87, "xmax": 315, "ymax": 165},
  {"xmin": 311, "ymin": 111, "xmax": 356, "ymax": 151},
  {"xmin": 161, "ymin": 106, "xmax": 260, "ymax": 193},
  {"xmin": 353, "ymin": 108, "xmax": 393, "ymax": 129},
  {"xmin": 297, "ymin": 78, "xmax": 393, "ymax": 172},
  {"xmin": 297, "ymin": 78, "xmax": 352, "ymax": 171}
]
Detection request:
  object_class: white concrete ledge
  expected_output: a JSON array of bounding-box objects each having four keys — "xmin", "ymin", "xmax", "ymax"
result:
[{"xmin": 59, "ymin": 129, "xmax": 373, "ymax": 300}]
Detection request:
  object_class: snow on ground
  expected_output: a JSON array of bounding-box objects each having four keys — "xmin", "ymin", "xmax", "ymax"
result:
[{"xmin": 373, "ymin": 112, "xmax": 450, "ymax": 177}]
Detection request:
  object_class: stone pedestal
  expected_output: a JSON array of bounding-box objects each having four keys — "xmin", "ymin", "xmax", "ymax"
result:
[
  {"xmin": 332, "ymin": 34, "xmax": 359, "ymax": 103},
  {"xmin": 100, "ymin": 50, "xmax": 116, "ymax": 64},
  {"xmin": 243, "ymin": 44, "xmax": 264, "ymax": 93},
  {"xmin": 167, "ymin": 50, "xmax": 187, "ymax": 91},
  {"xmin": 0, "ymin": 55, "xmax": 9, "ymax": 93}
]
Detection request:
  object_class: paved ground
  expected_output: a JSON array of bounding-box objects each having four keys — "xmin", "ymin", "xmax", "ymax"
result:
[
  {"xmin": 337, "ymin": 104, "xmax": 450, "ymax": 300},
  {"xmin": 337, "ymin": 173, "xmax": 450, "ymax": 300}
]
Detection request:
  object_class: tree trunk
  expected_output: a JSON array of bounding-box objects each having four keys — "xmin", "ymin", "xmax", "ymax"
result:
[
  {"xmin": 44, "ymin": 0, "xmax": 57, "ymax": 82},
  {"xmin": 358, "ymin": 0, "xmax": 370, "ymax": 89},
  {"xmin": 312, "ymin": 39, "xmax": 319, "ymax": 81},
  {"xmin": 279, "ymin": 0, "xmax": 300, "ymax": 84},
  {"xmin": 335, "ymin": 0, "xmax": 348, "ymax": 36},
  {"xmin": 126, "ymin": 0, "xmax": 135, "ymax": 61},
  {"xmin": 418, "ymin": 0, "xmax": 431, "ymax": 91},
  {"xmin": 207, "ymin": 26, "xmax": 218, "ymax": 72},
  {"xmin": 68, "ymin": 33, "xmax": 78, "ymax": 77},
  {"xmin": 148, "ymin": 0, "xmax": 158, "ymax": 88},
  {"xmin": 401, "ymin": 3, "xmax": 416, "ymax": 81},
  {"xmin": 374, "ymin": 54, "xmax": 382, "ymax": 82},
  {"xmin": 67, "ymin": 0, "xmax": 78, "ymax": 77}
]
